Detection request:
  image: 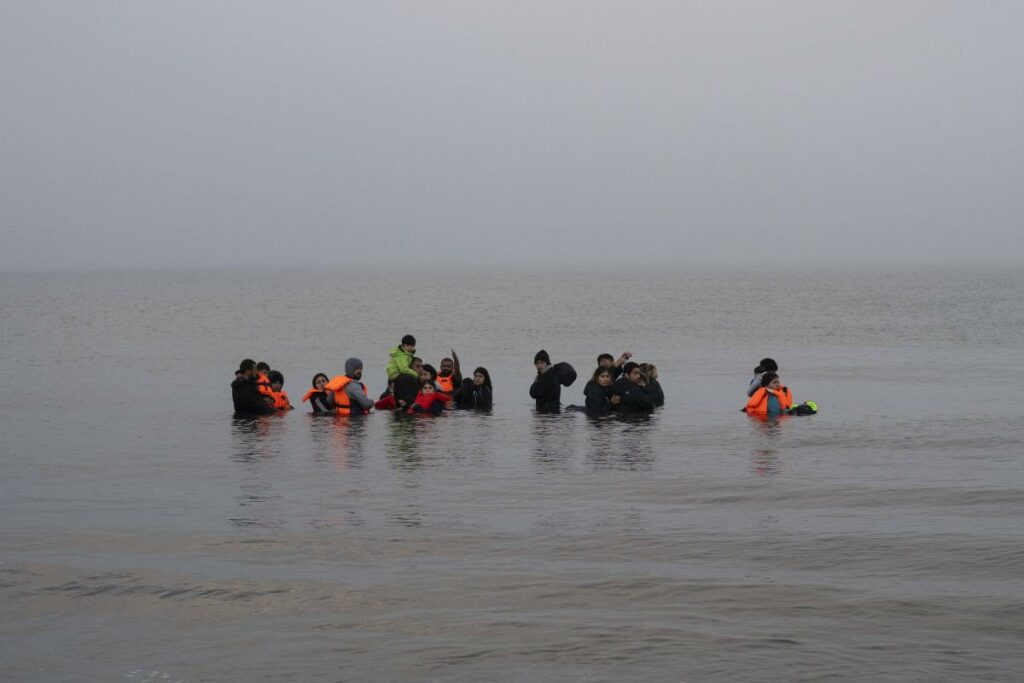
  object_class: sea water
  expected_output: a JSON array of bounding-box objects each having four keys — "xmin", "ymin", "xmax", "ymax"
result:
[{"xmin": 2, "ymin": 267, "xmax": 1023, "ymax": 681}]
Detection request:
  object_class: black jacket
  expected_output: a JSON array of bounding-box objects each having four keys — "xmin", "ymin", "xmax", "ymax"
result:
[
  {"xmin": 454, "ymin": 378, "xmax": 493, "ymax": 410},
  {"xmin": 612, "ymin": 377, "xmax": 654, "ymax": 413},
  {"xmin": 645, "ymin": 379, "xmax": 665, "ymax": 407},
  {"xmin": 583, "ymin": 379, "xmax": 614, "ymax": 415},
  {"xmin": 530, "ymin": 367, "xmax": 561, "ymax": 412},
  {"xmin": 231, "ymin": 376, "xmax": 273, "ymax": 415}
]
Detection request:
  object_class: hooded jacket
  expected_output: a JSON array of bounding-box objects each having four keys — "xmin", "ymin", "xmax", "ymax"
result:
[{"xmin": 386, "ymin": 345, "xmax": 418, "ymax": 381}]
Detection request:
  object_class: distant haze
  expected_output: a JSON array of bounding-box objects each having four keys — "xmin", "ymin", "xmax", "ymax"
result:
[{"xmin": 2, "ymin": 1, "xmax": 1022, "ymax": 270}]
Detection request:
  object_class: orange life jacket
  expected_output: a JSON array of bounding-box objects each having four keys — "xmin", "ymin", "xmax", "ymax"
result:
[
  {"xmin": 256, "ymin": 372, "xmax": 273, "ymax": 396},
  {"xmin": 268, "ymin": 390, "xmax": 291, "ymax": 410},
  {"xmin": 324, "ymin": 375, "xmax": 369, "ymax": 415},
  {"xmin": 301, "ymin": 388, "xmax": 324, "ymax": 403},
  {"xmin": 744, "ymin": 386, "xmax": 793, "ymax": 416},
  {"xmin": 436, "ymin": 374, "xmax": 456, "ymax": 393}
]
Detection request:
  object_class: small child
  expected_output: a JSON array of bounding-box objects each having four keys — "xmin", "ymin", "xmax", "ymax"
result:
[
  {"xmin": 267, "ymin": 370, "xmax": 294, "ymax": 410},
  {"xmin": 408, "ymin": 378, "xmax": 447, "ymax": 415},
  {"xmin": 256, "ymin": 362, "xmax": 273, "ymax": 397},
  {"xmin": 747, "ymin": 358, "xmax": 778, "ymax": 397},
  {"xmin": 302, "ymin": 373, "xmax": 335, "ymax": 415},
  {"xmin": 375, "ymin": 381, "xmax": 398, "ymax": 411}
]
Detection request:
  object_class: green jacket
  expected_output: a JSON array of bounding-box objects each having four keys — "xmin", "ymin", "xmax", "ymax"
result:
[{"xmin": 386, "ymin": 345, "xmax": 418, "ymax": 380}]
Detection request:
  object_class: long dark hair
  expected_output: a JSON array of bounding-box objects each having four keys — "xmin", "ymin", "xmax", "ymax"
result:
[
  {"xmin": 473, "ymin": 367, "xmax": 492, "ymax": 388},
  {"xmin": 311, "ymin": 373, "xmax": 328, "ymax": 388}
]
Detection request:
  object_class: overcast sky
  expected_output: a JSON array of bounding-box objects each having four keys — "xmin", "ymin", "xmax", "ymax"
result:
[{"xmin": 1, "ymin": 1, "xmax": 1022, "ymax": 270}]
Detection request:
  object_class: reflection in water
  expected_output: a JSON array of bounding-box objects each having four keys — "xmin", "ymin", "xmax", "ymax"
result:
[
  {"xmin": 747, "ymin": 413, "xmax": 787, "ymax": 475},
  {"xmin": 530, "ymin": 412, "xmax": 578, "ymax": 471},
  {"xmin": 584, "ymin": 414, "xmax": 657, "ymax": 471},
  {"xmin": 753, "ymin": 448, "xmax": 781, "ymax": 476},
  {"xmin": 385, "ymin": 413, "xmax": 445, "ymax": 472},
  {"xmin": 386, "ymin": 415, "xmax": 422, "ymax": 470},
  {"xmin": 308, "ymin": 414, "xmax": 369, "ymax": 472},
  {"xmin": 228, "ymin": 416, "xmax": 288, "ymax": 530}
]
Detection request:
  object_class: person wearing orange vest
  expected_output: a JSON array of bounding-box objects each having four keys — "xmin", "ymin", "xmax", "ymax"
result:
[
  {"xmin": 743, "ymin": 372, "xmax": 793, "ymax": 417},
  {"xmin": 265, "ymin": 370, "xmax": 294, "ymax": 411},
  {"xmin": 302, "ymin": 373, "xmax": 336, "ymax": 414},
  {"xmin": 436, "ymin": 351, "xmax": 462, "ymax": 394},
  {"xmin": 255, "ymin": 362, "xmax": 273, "ymax": 397},
  {"xmin": 325, "ymin": 358, "xmax": 375, "ymax": 416}
]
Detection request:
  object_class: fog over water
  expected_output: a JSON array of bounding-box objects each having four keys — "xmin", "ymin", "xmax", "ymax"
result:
[{"xmin": 2, "ymin": 1, "xmax": 1023, "ymax": 270}]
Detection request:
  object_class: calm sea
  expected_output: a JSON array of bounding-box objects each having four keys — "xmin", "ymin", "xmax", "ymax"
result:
[{"xmin": 2, "ymin": 267, "xmax": 1023, "ymax": 681}]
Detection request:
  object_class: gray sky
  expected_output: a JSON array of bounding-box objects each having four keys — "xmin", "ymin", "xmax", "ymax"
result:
[{"xmin": 2, "ymin": 1, "xmax": 1022, "ymax": 270}]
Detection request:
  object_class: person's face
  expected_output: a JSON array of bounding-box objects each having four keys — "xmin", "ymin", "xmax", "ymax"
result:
[
  {"xmin": 768, "ymin": 377, "xmax": 781, "ymax": 390},
  {"xmin": 314, "ymin": 376, "xmax": 327, "ymax": 390},
  {"xmin": 412, "ymin": 358, "xmax": 423, "ymax": 373},
  {"xmin": 628, "ymin": 367, "xmax": 641, "ymax": 383},
  {"xmin": 271, "ymin": 381, "xmax": 283, "ymax": 392},
  {"xmin": 351, "ymin": 367, "xmax": 362, "ymax": 380},
  {"xmin": 473, "ymin": 371, "xmax": 486, "ymax": 386},
  {"xmin": 419, "ymin": 369, "xmax": 431, "ymax": 382},
  {"xmin": 597, "ymin": 371, "xmax": 612, "ymax": 387},
  {"xmin": 439, "ymin": 359, "xmax": 453, "ymax": 375},
  {"xmin": 535, "ymin": 360, "xmax": 548, "ymax": 372},
  {"xmin": 402, "ymin": 342, "xmax": 416, "ymax": 353},
  {"xmin": 246, "ymin": 367, "xmax": 258, "ymax": 379},
  {"xmin": 421, "ymin": 383, "xmax": 434, "ymax": 394}
]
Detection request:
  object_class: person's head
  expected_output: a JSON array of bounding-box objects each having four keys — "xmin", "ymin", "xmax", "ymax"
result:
[
  {"xmin": 401, "ymin": 334, "xmax": 416, "ymax": 353},
  {"xmin": 756, "ymin": 358, "xmax": 778, "ymax": 374},
  {"xmin": 439, "ymin": 357, "xmax": 454, "ymax": 376},
  {"xmin": 344, "ymin": 357, "xmax": 363, "ymax": 380},
  {"xmin": 420, "ymin": 378, "xmax": 435, "ymax": 394},
  {"xmin": 597, "ymin": 353, "xmax": 614, "ymax": 368},
  {"xmin": 760, "ymin": 371, "xmax": 781, "ymax": 390},
  {"xmin": 594, "ymin": 367, "xmax": 613, "ymax": 387},
  {"xmin": 645, "ymin": 363, "xmax": 658, "ymax": 381},
  {"xmin": 312, "ymin": 373, "xmax": 328, "ymax": 390},
  {"xmin": 623, "ymin": 361, "xmax": 641, "ymax": 383},
  {"xmin": 256, "ymin": 361, "xmax": 271, "ymax": 375},
  {"xmin": 422, "ymin": 364, "xmax": 437, "ymax": 381},
  {"xmin": 473, "ymin": 367, "xmax": 491, "ymax": 387},
  {"xmin": 412, "ymin": 357, "xmax": 423, "ymax": 373},
  {"xmin": 268, "ymin": 370, "xmax": 284, "ymax": 391},
  {"xmin": 239, "ymin": 358, "xmax": 256, "ymax": 378},
  {"xmin": 534, "ymin": 349, "xmax": 551, "ymax": 372}
]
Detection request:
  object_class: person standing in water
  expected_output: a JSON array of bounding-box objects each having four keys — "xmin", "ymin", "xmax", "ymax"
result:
[
  {"xmin": 744, "ymin": 371, "xmax": 793, "ymax": 416},
  {"xmin": 583, "ymin": 367, "xmax": 620, "ymax": 416},
  {"xmin": 436, "ymin": 351, "xmax": 462, "ymax": 394},
  {"xmin": 453, "ymin": 367, "xmax": 493, "ymax": 410},
  {"xmin": 530, "ymin": 350, "xmax": 562, "ymax": 413},
  {"xmin": 231, "ymin": 359, "xmax": 274, "ymax": 416},
  {"xmin": 612, "ymin": 362, "xmax": 654, "ymax": 413},
  {"xmin": 386, "ymin": 334, "xmax": 420, "ymax": 409},
  {"xmin": 326, "ymin": 358, "xmax": 375, "ymax": 416}
]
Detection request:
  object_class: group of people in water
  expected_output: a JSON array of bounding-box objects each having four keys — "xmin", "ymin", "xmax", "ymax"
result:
[
  {"xmin": 230, "ymin": 335, "xmax": 492, "ymax": 417},
  {"xmin": 230, "ymin": 335, "xmax": 814, "ymax": 419}
]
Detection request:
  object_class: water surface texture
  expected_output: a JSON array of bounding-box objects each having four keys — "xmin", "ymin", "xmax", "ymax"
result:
[{"xmin": 2, "ymin": 267, "xmax": 1023, "ymax": 681}]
